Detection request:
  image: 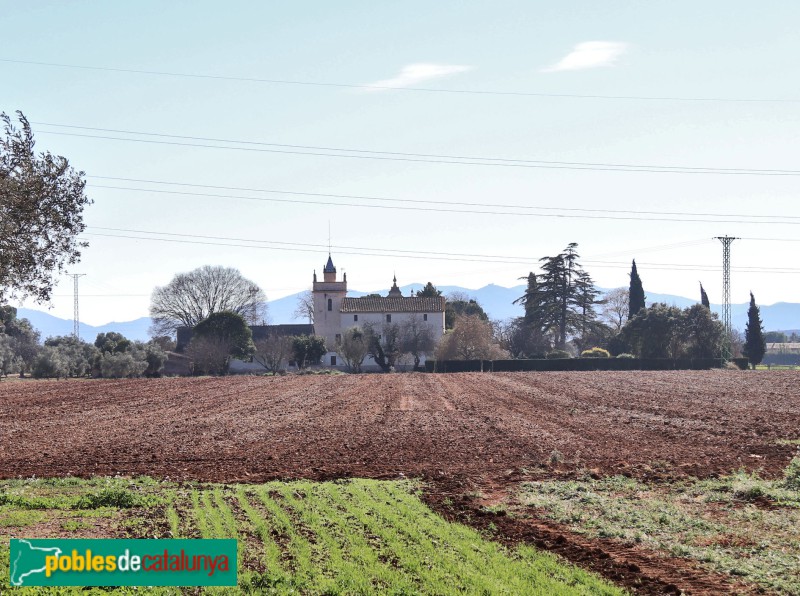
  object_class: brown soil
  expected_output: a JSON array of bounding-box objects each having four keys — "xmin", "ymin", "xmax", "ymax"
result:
[{"xmin": 1, "ymin": 371, "xmax": 797, "ymax": 593}]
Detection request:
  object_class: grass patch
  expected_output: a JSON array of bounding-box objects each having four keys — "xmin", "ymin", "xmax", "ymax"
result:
[
  {"xmin": 777, "ymin": 438, "xmax": 800, "ymax": 446},
  {"xmin": 0, "ymin": 509, "xmax": 45, "ymax": 527},
  {"xmin": 517, "ymin": 465, "xmax": 800, "ymax": 594},
  {"xmin": 0, "ymin": 476, "xmax": 622, "ymax": 595}
]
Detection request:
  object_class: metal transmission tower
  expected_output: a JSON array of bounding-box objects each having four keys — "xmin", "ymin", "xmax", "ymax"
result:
[
  {"xmin": 68, "ymin": 274, "xmax": 86, "ymax": 339},
  {"xmin": 714, "ymin": 236, "xmax": 738, "ymax": 359}
]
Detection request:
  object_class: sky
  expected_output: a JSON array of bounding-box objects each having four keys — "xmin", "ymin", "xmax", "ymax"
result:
[{"xmin": 2, "ymin": 1, "xmax": 799, "ymax": 326}]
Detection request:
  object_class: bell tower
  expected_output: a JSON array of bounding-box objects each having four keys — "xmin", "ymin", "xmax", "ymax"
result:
[{"xmin": 312, "ymin": 254, "xmax": 347, "ymax": 348}]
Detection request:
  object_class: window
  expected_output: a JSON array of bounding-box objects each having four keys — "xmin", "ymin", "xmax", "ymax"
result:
[
  {"xmin": 423, "ymin": 314, "xmax": 428, "ymax": 321},
  {"xmin": 331, "ymin": 355, "xmax": 337, "ymax": 366},
  {"xmin": 327, "ymin": 298, "xmax": 332, "ymax": 311},
  {"xmin": 335, "ymin": 334, "xmax": 341, "ymax": 343},
  {"xmin": 386, "ymin": 314, "xmax": 392, "ymax": 323},
  {"xmin": 354, "ymin": 314, "xmax": 358, "ymax": 322}
]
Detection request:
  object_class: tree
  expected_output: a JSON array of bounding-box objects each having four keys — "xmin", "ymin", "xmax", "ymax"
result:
[
  {"xmin": 600, "ymin": 288, "xmax": 629, "ymax": 334},
  {"xmin": 7, "ymin": 317, "xmax": 40, "ymax": 377},
  {"xmin": 186, "ymin": 336, "xmax": 231, "ymax": 376},
  {"xmin": 0, "ymin": 334, "xmax": 18, "ymax": 377},
  {"xmin": 435, "ymin": 314, "xmax": 508, "ymax": 361},
  {"xmin": 292, "ymin": 290, "xmax": 314, "ymax": 324},
  {"xmin": 149, "ymin": 265, "xmax": 267, "ymax": 335},
  {"xmin": 683, "ymin": 304, "xmax": 725, "ymax": 359},
  {"xmin": 416, "ymin": 282, "xmax": 442, "ymax": 297},
  {"xmin": 362, "ymin": 322, "xmax": 401, "ymax": 372},
  {"xmin": 399, "ymin": 315, "xmax": 436, "ymax": 369},
  {"xmin": 628, "ymin": 260, "xmax": 646, "ymax": 319},
  {"xmin": 335, "ymin": 327, "xmax": 369, "ymax": 373},
  {"xmin": 94, "ymin": 332, "xmax": 131, "ymax": 355},
  {"xmin": 0, "ymin": 112, "xmax": 92, "ymax": 304},
  {"xmin": 190, "ymin": 311, "xmax": 256, "ymax": 373},
  {"xmin": 31, "ymin": 346, "xmax": 69, "ymax": 379},
  {"xmin": 291, "ymin": 335, "xmax": 326, "ymax": 369},
  {"xmin": 700, "ymin": 283, "xmax": 710, "ymax": 309},
  {"xmin": 44, "ymin": 335, "xmax": 97, "ymax": 377},
  {"xmin": 743, "ymin": 292, "xmax": 766, "ymax": 369},
  {"xmin": 764, "ymin": 331, "xmax": 788, "ymax": 343},
  {"xmin": 254, "ymin": 333, "xmax": 292, "ymax": 374},
  {"xmin": 497, "ymin": 318, "xmax": 550, "ymax": 359},
  {"xmin": 100, "ymin": 351, "xmax": 148, "ymax": 378},
  {"xmin": 445, "ymin": 299, "xmax": 488, "ymax": 330}
]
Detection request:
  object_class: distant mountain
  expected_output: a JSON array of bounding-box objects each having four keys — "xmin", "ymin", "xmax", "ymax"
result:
[
  {"xmin": 15, "ymin": 285, "xmax": 800, "ymax": 341},
  {"xmin": 17, "ymin": 308, "xmax": 152, "ymax": 342}
]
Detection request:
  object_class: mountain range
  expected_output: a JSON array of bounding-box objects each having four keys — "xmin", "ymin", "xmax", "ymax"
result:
[{"xmin": 16, "ymin": 284, "xmax": 799, "ymax": 343}]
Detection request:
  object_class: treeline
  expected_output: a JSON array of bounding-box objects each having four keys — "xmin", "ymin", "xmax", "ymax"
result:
[{"xmin": 0, "ymin": 306, "xmax": 169, "ymax": 379}]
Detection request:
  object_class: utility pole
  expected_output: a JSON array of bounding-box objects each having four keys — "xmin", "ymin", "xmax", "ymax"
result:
[
  {"xmin": 68, "ymin": 274, "xmax": 86, "ymax": 339},
  {"xmin": 714, "ymin": 236, "xmax": 739, "ymax": 359}
]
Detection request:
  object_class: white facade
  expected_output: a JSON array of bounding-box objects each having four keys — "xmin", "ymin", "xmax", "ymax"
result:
[{"xmin": 311, "ymin": 256, "xmax": 446, "ymax": 370}]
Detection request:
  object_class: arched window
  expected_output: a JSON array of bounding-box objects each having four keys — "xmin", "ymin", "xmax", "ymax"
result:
[{"xmin": 327, "ymin": 298, "xmax": 332, "ymax": 311}]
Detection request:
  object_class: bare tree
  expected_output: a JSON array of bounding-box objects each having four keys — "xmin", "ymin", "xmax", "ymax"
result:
[
  {"xmin": 399, "ymin": 315, "xmax": 436, "ymax": 369},
  {"xmin": 253, "ymin": 333, "xmax": 292, "ymax": 375},
  {"xmin": 436, "ymin": 314, "xmax": 508, "ymax": 360},
  {"xmin": 335, "ymin": 327, "xmax": 369, "ymax": 373},
  {"xmin": 362, "ymin": 322, "xmax": 401, "ymax": 372},
  {"xmin": 149, "ymin": 265, "xmax": 267, "ymax": 335},
  {"xmin": 185, "ymin": 335, "xmax": 232, "ymax": 375},
  {"xmin": 601, "ymin": 287, "xmax": 629, "ymax": 334},
  {"xmin": 292, "ymin": 290, "xmax": 314, "ymax": 324}
]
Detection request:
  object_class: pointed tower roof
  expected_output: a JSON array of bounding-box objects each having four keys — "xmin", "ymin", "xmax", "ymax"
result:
[
  {"xmin": 387, "ymin": 274, "xmax": 402, "ymax": 297},
  {"xmin": 324, "ymin": 255, "xmax": 336, "ymax": 273}
]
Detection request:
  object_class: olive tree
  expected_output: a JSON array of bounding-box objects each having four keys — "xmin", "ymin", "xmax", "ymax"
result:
[
  {"xmin": 1, "ymin": 112, "xmax": 91, "ymax": 303},
  {"xmin": 335, "ymin": 327, "xmax": 369, "ymax": 373}
]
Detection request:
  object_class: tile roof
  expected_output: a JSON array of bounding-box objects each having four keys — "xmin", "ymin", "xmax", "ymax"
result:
[{"xmin": 341, "ymin": 296, "xmax": 445, "ymax": 313}]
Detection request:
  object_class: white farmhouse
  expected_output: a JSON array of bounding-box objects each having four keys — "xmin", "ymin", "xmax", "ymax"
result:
[{"xmin": 312, "ymin": 255, "xmax": 446, "ymax": 369}]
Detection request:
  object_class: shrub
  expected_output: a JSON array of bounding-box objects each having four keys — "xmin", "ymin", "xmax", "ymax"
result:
[
  {"xmin": 100, "ymin": 352, "xmax": 148, "ymax": 378},
  {"xmin": 546, "ymin": 350, "xmax": 571, "ymax": 359},
  {"xmin": 581, "ymin": 347, "xmax": 610, "ymax": 358},
  {"xmin": 616, "ymin": 353, "xmax": 635, "ymax": 359},
  {"xmin": 784, "ymin": 455, "xmax": 800, "ymax": 490},
  {"xmin": 31, "ymin": 346, "xmax": 68, "ymax": 378}
]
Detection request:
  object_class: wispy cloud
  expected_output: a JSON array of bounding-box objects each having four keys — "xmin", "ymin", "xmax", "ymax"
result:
[
  {"xmin": 365, "ymin": 63, "xmax": 472, "ymax": 90},
  {"xmin": 542, "ymin": 41, "xmax": 628, "ymax": 73}
]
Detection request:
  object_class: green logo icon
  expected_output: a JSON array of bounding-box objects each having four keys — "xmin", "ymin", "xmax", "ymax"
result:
[{"xmin": 9, "ymin": 539, "xmax": 237, "ymax": 587}]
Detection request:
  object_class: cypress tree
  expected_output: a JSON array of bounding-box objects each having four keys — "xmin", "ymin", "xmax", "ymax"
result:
[
  {"xmin": 743, "ymin": 291, "xmax": 766, "ymax": 369},
  {"xmin": 700, "ymin": 283, "xmax": 710, "ymax": 308},
  {"xmin": 628, "ymin": 260, "xmax": 646, "ymax": 319}
]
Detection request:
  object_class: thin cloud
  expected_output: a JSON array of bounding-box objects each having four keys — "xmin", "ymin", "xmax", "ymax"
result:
[
  {"xmin": 365, "ymin": 63, "xmax": 472, "ymax": 90},
  {"xmin": 542, "ymin": 41, "xmax": 629, "ymax": 72}
]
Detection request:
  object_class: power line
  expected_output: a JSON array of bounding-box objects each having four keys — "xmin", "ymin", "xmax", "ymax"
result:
[
  {"xmin": 35, "ymin": 126, "xmax": 800, "ymax": 177},
  {"xmin": 4, "ymin": 57, "xmax": 798, "ymax": 103},
  {"xmin": 86, "ymin": 175, "xmax": 800, "ymax": 220},
  {"xmin": 80, "ymin": 228, "xmax": 800, "ymax": 274},
  {"xmin": 86, "ymin": 183, "xmax": 800, "ymax": 225},
  {"xmin": 35, "ymin": 122, "xmax": 800, "ymax": 176}
]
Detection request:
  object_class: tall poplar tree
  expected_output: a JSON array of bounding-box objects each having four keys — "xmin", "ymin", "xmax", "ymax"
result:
[
  {"xmin": 743, "ymin": 292, "xmax": 766, "ymax": 369},
  {"xmin": 628, "ymin": 260, "xmax": 646, "ymax": 319},
  {"xmin": 700, "ymin": 283, "xmax": 710, "ymax": 308}
]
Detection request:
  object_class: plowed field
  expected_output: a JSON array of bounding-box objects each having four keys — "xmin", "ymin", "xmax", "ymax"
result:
[
  {"xmin": 2, "ymin": 371, "xmax": 798, "ymax": 594},
  {"xmin": 1, "ymin": 371, "xmax": 796, "ymax": 482}
]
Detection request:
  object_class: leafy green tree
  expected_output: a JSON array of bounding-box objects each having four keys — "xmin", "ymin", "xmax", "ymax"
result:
[
  {"xmin": 31, "ymin": 346, "xmax": 69, "ymax": 379},
  {"xmin": 6, "ymin": 316, "xmax": 40, "ymax": 377},
  {"xmin": 683, "ymin": 304, "xmax": 725, "ymax": 358},
  {"xmin": 445, "ymin": 299, "xmax": 488, "ymax": 330},
  {"xmin": 415, "ymin": 282, "xmax": 442, "ymax": 297},
  {"xmin": 291, "ymin": 335, "xmax": 326, "ymax": 369},
  {"xmin": 94, "ymin": 332, "xmax": 131, "ymax": 355},
  {"xmin": 100, "ymin": 351, "xmax": 148, "ymax": 378},
  {"xmin": 0, "ymin": 112, "xmax": 92, "ymax": 304},
  {"xmin": 335, "ymin": 327, "xmax": 369, "ymax": 373},
  {"xmin": 0, "ymin": 334, "xmax": 18, "ymax": 376},
  {"xmin": 628, "ymin": 260, "xmax": 646, "ymax": 319},
  {"xmin": 764, "ymin": 331, "xmax": 788, "ymax": 343},
  {"xmin": 44, "ymin": 335, "xmax": 97, "ymax": 377},
  {"xmin": 619, "ymin": 303, "xmax": 724, "ymax": 359},
  {"xmin": 743, "ymin": 292, "xmax": 766, "ymax": 368},
  {"xmin": 700, "ymin": 283, "xmax": 710, "ymax": 309}
]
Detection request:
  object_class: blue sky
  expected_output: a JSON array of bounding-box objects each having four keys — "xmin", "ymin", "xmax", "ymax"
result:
[{"xmin": 3, "ymin": 1, "xmax": 799, "ymax": 325}]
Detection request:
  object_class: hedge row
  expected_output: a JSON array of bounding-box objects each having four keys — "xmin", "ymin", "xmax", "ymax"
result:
[{"xmin": 425, "ymin": 357, "xmax": 749, "ymax": 373}]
